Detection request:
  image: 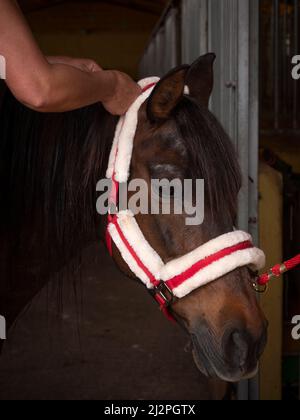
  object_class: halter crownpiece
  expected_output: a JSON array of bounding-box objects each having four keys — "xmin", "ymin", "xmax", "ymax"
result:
[
  {"xmin": 105, "ymin": 78, "xmax": 266, "ymax": 311},
  {"xmin": 107, "ymin": 78, "xmax": 160, "ymax": 183}
]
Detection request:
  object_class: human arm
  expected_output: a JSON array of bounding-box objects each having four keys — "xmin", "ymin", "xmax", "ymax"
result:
[{"xmin": 0, "ymin": 0, "xmax": 141, "ymax": 113}]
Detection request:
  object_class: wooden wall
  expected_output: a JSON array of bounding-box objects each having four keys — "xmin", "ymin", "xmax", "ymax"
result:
[
  {"xmin": 259, "ymin": 136, "xmax": 300, "ymax": 399},
  {"xmin": 24, "ymin": 1, "xmax": 163, "ymax": 78},
  {"xmin": 259, "ymin": 163, "xmax": 284, "ymax": 400},
  {"xmin": 261, "ymin": 136, "xmax": 300, "ymax": 173}
]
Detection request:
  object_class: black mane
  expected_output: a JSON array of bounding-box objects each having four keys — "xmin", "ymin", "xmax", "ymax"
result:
[
  {"xmin": 0, "ymin": 89, "xmax": 117, "ymax": 326},
  {"xmin": 174, "ymin": 97, "xmax": 241, "ymax": 225},
  {"xmin": 0, "ymin": 89, "xmax": 117, "ymax": 254}
]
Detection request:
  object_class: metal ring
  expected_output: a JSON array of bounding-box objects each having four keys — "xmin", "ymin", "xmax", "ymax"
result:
[{"xmin": 252, "ymin": 282, "xmax": 268, "ymax": 294}]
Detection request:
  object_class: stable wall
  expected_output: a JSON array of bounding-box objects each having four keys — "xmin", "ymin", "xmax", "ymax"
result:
[
  {"xmin": 25, "ymin": 1, "xmax": 160, "ymax": 78},
  {"xmin": 261, "ymin": 136, "xmax": 300, "ymax": 173},
  {"xmin": 259, "ymin": 137, "xmax": 300, "ymax": 400},
  {"xmin": 259, "ymin": 163, "xmax": 283, "ymax": 400}
]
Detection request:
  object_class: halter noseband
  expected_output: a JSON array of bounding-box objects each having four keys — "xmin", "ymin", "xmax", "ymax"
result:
[{"xmin": 105, "ymin": 78, "xmax": 266, "ymax": 317}]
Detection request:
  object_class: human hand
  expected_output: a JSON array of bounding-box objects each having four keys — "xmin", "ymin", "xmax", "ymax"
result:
[
  {"xmin": 47, "ymin": 56, "xmax": 102, "ymax": 73},
  {"xmin": 102, "ymin": 70, "xmax": 142, "ymax": 116}
]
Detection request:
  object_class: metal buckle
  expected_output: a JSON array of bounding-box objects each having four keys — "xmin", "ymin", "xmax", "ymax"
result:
[
  {"xmin": 151, "ymin": 281, "xmax": 176, "ymax": 307},
  {"xmin": 279, "ymin": 263, "xmax": 287, "ymax": 275},
  {"xmin": 252, "ymin": 282, "xmax": 268, "ymax": 294},
  {"xmin": 248, "ymin": 268, "xmax": 268, "ymax": 294},
  {"xmin": 252, "ymin": 264, "xmax": 287, "ymax": 294},
  {"xmin": 252, "ymin": 277, "xmax": 268, "ymax": 295}
]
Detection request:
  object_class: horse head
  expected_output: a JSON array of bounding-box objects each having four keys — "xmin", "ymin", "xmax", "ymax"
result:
[{"xmin": 109, "ymin": 54, "xmax": 268, "ymax": 382}]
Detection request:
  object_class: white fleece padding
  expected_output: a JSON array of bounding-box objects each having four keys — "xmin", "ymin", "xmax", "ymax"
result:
[
  {"xmin": 160, "ymin": 231, "xmax": 264, "ymax": 281},
  {"xmin": 108, "ymin": 222, "xmax": 153, "ymax": 289},
  {"xmin": 108, "ymin": 214, "xmax": 266, "ymax": 297},
  {"xmin": 105, "ymin": 76, "xmax": 267, "ymax": 300},
  {"xmin": 106, "ymin": 77, "xmax": 160, "ymax": 182},
  {"xmin": 169, "ymin": 247, "xmax": 266, "ymax": 299},
  {"xmin": 110, "ymin": 210, "xmax": 164, "ymax": 281},
  {"xmin": 184, "ymin": 85, "xmax": 190, "ymax": 95},
  {"xmin": 106, "ymin": 117, "xmax": 124, "ymax": 180}
]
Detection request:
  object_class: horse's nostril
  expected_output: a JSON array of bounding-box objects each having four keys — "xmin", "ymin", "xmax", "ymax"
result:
[
  {"xmin": 224, "ymin": 329, "xmax": 251, "ymax": 370},
  {"xmin": 224, "ymin": 326, "xmax": 267, "ymax": 372}
]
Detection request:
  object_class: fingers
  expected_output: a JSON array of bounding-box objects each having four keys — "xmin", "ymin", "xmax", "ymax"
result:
[
  {"xmin": 45, "ymin": 61, "xmax": 140, "ymax": 115},
  {"xmin": 87, "ymin": 60, "xmax": 102, "ymax": 73},
  {"xmin": 46, "ymin": 56, "xmax": 102, "ymax": 73}
]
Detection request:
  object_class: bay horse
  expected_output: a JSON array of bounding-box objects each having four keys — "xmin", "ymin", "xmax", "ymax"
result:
[{"xmin": 0, "ymin": 54, "xmax": 267, "ymax": 388}]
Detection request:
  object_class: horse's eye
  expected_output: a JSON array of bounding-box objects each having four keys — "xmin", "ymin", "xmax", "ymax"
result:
[
  {"xmin": 151, "ymin": 179, "xmax": 183, "ymax": 201},
  {"xmin": 150, "ymin": 163, "xmax": 183, "ymax": 180}
]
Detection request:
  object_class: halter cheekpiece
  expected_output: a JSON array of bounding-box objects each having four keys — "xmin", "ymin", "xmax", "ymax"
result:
[{"xmin": 105, "ymin": 78, "xmax": 266, "ymax": 316}]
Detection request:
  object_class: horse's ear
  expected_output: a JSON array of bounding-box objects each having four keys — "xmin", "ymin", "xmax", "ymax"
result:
[
  {"xmin": 185, "ymin": 53, "xmax": 216, "ymax": 107},
  {"xmin": 147, "ymin": 65, "xmax": 189, "ymax": 122}
]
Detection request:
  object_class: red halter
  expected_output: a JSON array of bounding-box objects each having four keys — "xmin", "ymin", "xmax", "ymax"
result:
[
  {"xmin": 106, "ymin": 83, "xmax": 156, "ymax": 257},
  {"xmin": 104, "ymin": 79, "xmax": 266, "ymax": 320}
]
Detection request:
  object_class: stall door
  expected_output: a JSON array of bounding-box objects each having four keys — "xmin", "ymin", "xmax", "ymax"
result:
[
  {"xmin": 182, "ymin": 0, "xmax": 260, "ymax": 400},
  {"xmin": 140, "ymin": 0, "xmax": 260, "ymax": 400},
  {"xmin": 139, "ymin": 7, "xmax": 179, "ymax": 77},
  {"xmin": 211, "ymin": 0, "xmax": 260, "ymax": 400},
  {"xmin": 181, "ymin": 0, "xmax": 208, "ymax": 62}
]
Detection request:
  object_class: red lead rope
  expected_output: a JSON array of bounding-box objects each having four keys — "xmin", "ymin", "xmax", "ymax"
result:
[{"xmin": 258, "ymin": 253, "xmax": 300, "ymax": 286}]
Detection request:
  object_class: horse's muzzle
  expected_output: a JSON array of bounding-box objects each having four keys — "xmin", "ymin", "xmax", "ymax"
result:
[{"xmin": 190, "ymin": 321, "xmax": 268, "ymax": 382}]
